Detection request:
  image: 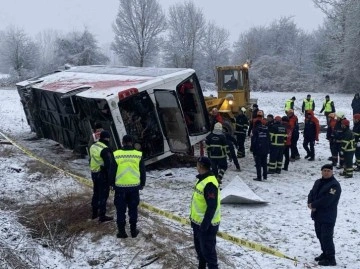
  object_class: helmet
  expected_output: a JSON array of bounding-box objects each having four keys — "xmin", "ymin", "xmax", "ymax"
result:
[
  {"xmin": 336, "ymin": 112, "xmax": 345, "ymax": 119},
  {"xmin": 341, "ymin": 119, "xmax": 350, "ymax": 127},
  {"xmin": 328, "ymin": 113, "xmax": 336, "ymax": 119},
  {"xmin": 274, "ymin": 116, "xmax": 282, "ymax": 122},
  {"xmin": 241, "ymin": 107, "xmax": 246, "ymax": 112},
  {"xmin": 354, "ymin": 114, "xmax": 360, "ymax": 120},
  {"xmin": 214, "ymin": 122, "xmax": 223, "ymax": 131}
]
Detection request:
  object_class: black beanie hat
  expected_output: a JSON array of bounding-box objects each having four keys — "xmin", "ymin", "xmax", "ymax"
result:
[
  {"xmin": 197, "ymin": 156, "xmax": 212, "ymax": 169},
  {"xmin": 100, "ymin": 130, "xmax": 111, "ymax": 140}
]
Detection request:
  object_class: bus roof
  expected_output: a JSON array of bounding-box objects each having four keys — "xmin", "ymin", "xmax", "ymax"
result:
[{"xmin": 16, "ymin": 65, "xmax": 193, "ymax": 99}]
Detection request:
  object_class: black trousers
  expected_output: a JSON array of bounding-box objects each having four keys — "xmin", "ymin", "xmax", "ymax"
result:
[
  {"xmin": 91, "ymin": 172, "xmax": 110, "ymax": 217},
  {"xmin": 114, "ymin": 189, "xmax": 140, "ymax": 228},
  {"xmin": 210, "ymin": 158, "xmax": 227, "ymax": 181},
  {"xmin": 236, "ymin": 134, "xmax": 246, "ymax": 157},
  {"xmin": 314, "ymin": 222, "xmax": 335, "ymax": 258},
  {"xmin": 290, "ymin": 132, "xmax": 300, "ymax": 158},
  {"xmin": 255, "ymin": 154, "xmax": 267, "ymax": 179},
  {"xmin": 192, "ymin": 223, "xmax": 219, "ymax": 269},
  {"xmin": 303, "ymin": 138, "xmax": 315, "ymax": 158},
  {"xmin": 268, "ymin": 146, "xmax": 284, "ymax": 172},
  {"xmin": 283, "ymin": 145, "xmax": 290, "ymax": 169}
]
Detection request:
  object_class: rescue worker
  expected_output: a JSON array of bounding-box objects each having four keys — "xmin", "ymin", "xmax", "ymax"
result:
[
  {"xmin": 268, "ymin": 116, "xmax": 287, "ymax": 174},
  {"xmin": 251, "ymin": 104, "xmax": 259, "ymax": 120},
  {"xmin": 190, "ymin": 156, "xmax": 220, "ymax": 269},
  {"xmin": 266, "ymin": 114, "xmax": 274, "ymax": 128},
  {"xmin": 113, "ymin": 135, "xmax": 146, "ymax": 238},
  {"xmin": 333, "ymin": 112, "xmax": 346, "ymax": 168},
  {"xmin": 353, "ymin": 114, "xmax": 360, "ymax": 171},
  {"xmin": 235, "ymin": 107, "xmax": 248, "ymax": 158},
  {"xmin": 340, "ymin": 119, "xmax": 355, "ymax": 178},
  {"xmin": 248, "ymin": 110, "xmax": 264, "ymax": 137},
  {"xmin": 251, "ymin": 119, "xmax": 270, "ymax": 181},
  {"xmin": 320, "ymin": 95, "xmax": 335, "ymax": 125},
  {"xmin": 223, "ymin": 131, "xmax": 241, "ymax": 171},
  {"xmin": 308, "ymin": 164, "xmax": 341, "ymax": 266},
  {"xmin": 89, "ymin": 130, "xmax": 116, "ymax": 222},
  {"xmin": 209, "ymin": 108, "xmax": 223, "ymax": 131},
  {"xmin": 284, "ymin": 96, "xmax": 296, "ymax": 113},
  {"xmin": 303, "ymin": 110, "xmax": 320, "ymax": 161},
  {"xmin": 351, "ymin": 93, "xmax": 360, "ymax": 115},
  {"xmin": 326, "ymin": 113, "xmax": 337, "ymax": 166},
  {"xmin": 205, "ymin": 122, "xmax": 229, "ymax": 184},
  {"xmin": 302, "ymin": 94, "xmax": 315, "ymax": 114},
  {"xmin": 282, "ymin": 116, "xmax": 292, "ymax": 171},
  {"xmin": 286, "ymin": 109, "xmax": 300, "ymax": 161}
]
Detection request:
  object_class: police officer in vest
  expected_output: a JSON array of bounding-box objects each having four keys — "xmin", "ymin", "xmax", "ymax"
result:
[
  {"xmin": 190, "ymin": 156, "xmax": 220, "ymax": 269},
  {"xmin": 113, "ymin": 135, "xmax": 146, "ymax": 238},
  {"xmin": 284, "ymin": 96, "xmax": 296, "ymax": 113},
  {"xmin": 89, "ymin": 130, "xmax": 117, "ymax": 222},
  {"xmin": 320, "ymin": 95, "xmax": 336, "ymax": 125},
  {"xmin": 302, "ymin": 94, "xmax": 315, "ymax": 114}
]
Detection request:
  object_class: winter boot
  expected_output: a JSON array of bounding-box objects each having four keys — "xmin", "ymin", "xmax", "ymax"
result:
[
  {"xmin": 117, "ymin": 225, "xmax": 128, "ymax": 238},
  {"xmin": 314, "ymin": 253, "xmax": 325, "ymax": 261},
  {"xmin": 318, "ymin": 256, "xmax": 336, "ymax": 266},
  {"xmin": 130, "ymin": 224, "xmax": 139, "ymax": 238},
  {"xmin": 91, "ymin": 209, "xmax": 98, "ymax": 220},
  {"xmin": 99, "ymin": 215, "xmax": 114, "ymax": 223}
]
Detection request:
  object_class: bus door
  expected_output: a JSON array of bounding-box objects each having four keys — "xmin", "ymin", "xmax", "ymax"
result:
[{"xmin": 154, "ymin": 90, "xmax": 192, "ymax": 154}]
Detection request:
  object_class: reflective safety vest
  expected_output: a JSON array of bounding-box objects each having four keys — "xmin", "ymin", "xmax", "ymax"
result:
[
  {"xmin": 190, "ymin": 175, "xmax": 221, "ymax": 226},
  {"xmin": 284, "ymin": 100, "xmax": 293, "ymax": 111},
  {"xmin": 303, "ymin": 99, "xmax": 314, "ymax": 111},
  {"xmin": 342, "ymin": 137, "xmax": 355, "ymax": 152},
  {"xmin": 113, "ymin": 149, "xmax": 142, "ymax": 187},
  {"xmin": 89, "ymin": 141, "xmax": 107, "ymax": 172},
  {"xmin": 323, "ymin": 100, "xmax": 333, "ymax": 112}
]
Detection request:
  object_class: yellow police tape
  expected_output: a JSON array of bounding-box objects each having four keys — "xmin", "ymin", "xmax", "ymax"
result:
[{"xmin": 0, "ymin": 131, "xmax": 298, "ymax": 265}]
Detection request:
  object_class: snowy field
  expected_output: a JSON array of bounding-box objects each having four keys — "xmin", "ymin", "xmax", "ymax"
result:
[{"xmin": 1, "ymin": 87, "xmax": 360, "ymax": 269}]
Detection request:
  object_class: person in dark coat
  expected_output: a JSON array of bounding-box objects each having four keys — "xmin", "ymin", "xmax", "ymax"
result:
[
  {"xmin": 89, "ymin": 130, "xmax": 117, "ymax": 222},
  {"xmin": 333, "ymin": 112, "xmax": 346, "ymax": 168},
  {"xmin": 303, "ymin": 110, "xmax": 320, "ymax": 161},
  {"xmin": 251, "ymin": 119, "xmax": 270, "ymax": 181},
  {"xmin": 339, "ymin": 119, "xmax": 355, "ymax": 178},
  {"xmin": 351, "ymin": 93, "xmax": 360, "ymax": 115},
  {"xmin": 190, "ymin": 157, "xmax": 220, "ymax": 269},
  {"xmin": 224, "ymin": 131, "xmax": 241, "ymax": 171},
  {"xmin": 308, "ymin": 164, "xmax": 341, "ymax": 266},
  {"xmin": 235, "ymin": 107, "xmax": 248, "ymax": 158},
  {"xmin": 268, "ymin": 116, "xmax": 287, "ymax": 174},
  {"xmin": 205, "ymin": 122, "xmax": 229, "ymax": 184},
  {"xmin": 353, "ymin": 114, "xmax": 360, "ymax": 171},
  {"xmin": 112, "ymin": 135, "xmax": 146, "ymax": 238}
]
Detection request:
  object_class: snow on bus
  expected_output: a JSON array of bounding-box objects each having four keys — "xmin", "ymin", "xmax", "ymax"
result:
[{"xmin": 16, "ymin": 65, "xmax": 210, "ymax": 165}]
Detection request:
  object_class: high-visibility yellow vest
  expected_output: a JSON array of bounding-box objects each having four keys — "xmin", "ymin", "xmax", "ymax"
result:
[
  {"xmin": 323, "ymin": 101, "xmax": 333, "ymax": 112},
  {"xmin": 303, "ymin": 99, "xmax": 314, "ymax": 111},
  {"xmin": 190, "ymin": 175, "xmax": 221, "ymax": 226},
  {"xmin": 285, "ymin": 100, "xmax": 293, "ymax": 111},
  {"xmin": 89, "ymin": 141, "xmax": 107, "ymax": 172},
  {"xmin": 113, "ymin": 149, "xmax": 142, "ymax": 187}
]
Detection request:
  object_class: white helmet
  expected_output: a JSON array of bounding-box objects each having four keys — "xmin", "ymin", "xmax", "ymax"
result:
[
  {"xmin": 241, "ymin": 107, "xmax": 246, "ymax": 112},
  {"xmin": 336, "ymin": 112, "xmax": 345, "ymax": 119}
]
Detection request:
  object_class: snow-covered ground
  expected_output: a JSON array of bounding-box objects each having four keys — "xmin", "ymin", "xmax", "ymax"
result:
[{"xmin": 0, "ymin": 87, "xmax": 359, "ymax": 268}]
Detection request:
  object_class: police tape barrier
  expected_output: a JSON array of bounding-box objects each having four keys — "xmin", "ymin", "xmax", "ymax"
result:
[{"xmin": 0, "ymin": 131, "xmax": 298, "ymax": 265}]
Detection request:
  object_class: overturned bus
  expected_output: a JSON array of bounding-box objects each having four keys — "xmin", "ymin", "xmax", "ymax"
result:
[{"xmin": 16, "ymin": 65, "xmax": 210, "ymax": 165}]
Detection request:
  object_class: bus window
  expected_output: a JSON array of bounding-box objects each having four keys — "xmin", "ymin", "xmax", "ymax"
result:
[
  {"xmin": 119, "ymin": 92, "xmax": 164, "ymax": 160},
  {"xmin": 176, "ymin": 77, "xmax": 209, "ymax": 135}
]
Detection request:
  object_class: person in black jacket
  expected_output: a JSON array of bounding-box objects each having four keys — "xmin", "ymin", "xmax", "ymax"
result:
[
  {"xmin": 224, "ymin": 132, "xmax": 241, "ymax": 171},
  {"xmin": 235, "ymin": 108, "xmax": 248, "ymax": 158},
  {"xmin": 351, "ymin": 93, "xmax": 360, "ymax": 115},
  {"xmin": 353, "ymin": 114, "xmax": 360, "ymax": 171},
  {"xmin": 307, "ymin": 164, "xmax": 341, "ymax": 266},
  {"xmin": 251, "ymin": 119, "xmax": 270, "ymax": 181}
]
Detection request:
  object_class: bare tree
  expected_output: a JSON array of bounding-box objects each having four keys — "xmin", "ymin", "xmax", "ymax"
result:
[
  {"xmin": 112, "ymin": 0, "xmax": 166, "ymax": 67},
  {"xmin": 55, "ymin": 29, "xmax": 109, "ymax": 66},
  {"xmin": 198, "ymin": 22, "xmax": 230, "ymax": 81},
  {"xmin": 0, "ymin": 26, "xmax": 39, "ymax": 80},
  {"xmin": 164, "ymin": 1, "xmax": 206, "ymax": 68}
]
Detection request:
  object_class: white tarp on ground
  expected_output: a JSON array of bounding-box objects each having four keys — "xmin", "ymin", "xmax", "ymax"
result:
[{"xmin": 221, "ymin": 176, "xmax": 268, "ymax": 204}]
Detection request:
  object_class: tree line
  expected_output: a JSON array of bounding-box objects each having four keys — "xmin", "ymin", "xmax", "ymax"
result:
[{"xmin": 0, "ymin": 0, "xmax": 359, "ymax": 93}]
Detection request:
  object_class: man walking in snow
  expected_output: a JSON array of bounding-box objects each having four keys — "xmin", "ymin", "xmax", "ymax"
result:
[{"xmin": 308, "ymin": 164, "xmax": 341, "ymax": 266}]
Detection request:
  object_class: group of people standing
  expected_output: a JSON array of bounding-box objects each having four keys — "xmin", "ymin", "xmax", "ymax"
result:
[{"xmin": 88, "ymin": 124, "xmax": 146, "ymax": 239}]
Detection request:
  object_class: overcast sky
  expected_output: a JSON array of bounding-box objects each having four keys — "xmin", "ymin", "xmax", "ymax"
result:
[{"xmin": 0, "ymin": 0, "xmax": 325, "ymax": 44}]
